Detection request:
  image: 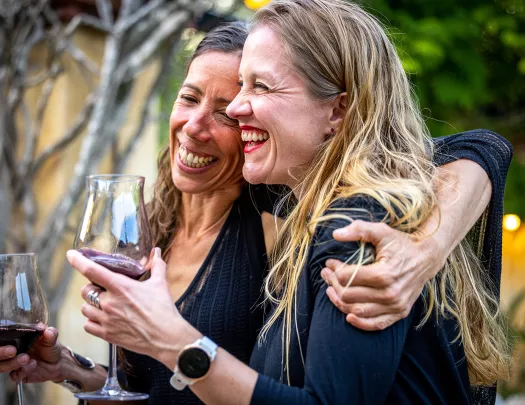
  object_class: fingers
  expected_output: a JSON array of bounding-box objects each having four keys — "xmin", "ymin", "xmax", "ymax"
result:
[
  {"xmin": 81, "ymin": 303, "xmax": 105, "ymax": 325},
  {"xmin": 9, "ymin": 359, "xmax": 60, "ymax": 384},
  {"xmin": 67, "ymin": 250, "xmax": 128, "ymax": 291},
  {"xmin": 80, "ymin": 284, "xmax": 105, "ymax": 303},
  {"xmin": 332, "ymin": 220, "xmax": 393, "ymax": 244},
  {"xmin": 0, "ymin": 354, "xmax": 30, "ymax": 373},
  {"xmin": 323, "ymin": 260, "xmax": 395, "ymax": 288},
  {"xmin": 84, "ymin": 320, "xmax": 106, "ymax": 341},
  {"xmin": 325, "ymin": 287, "xmax": 393, "ymax": 317},
  {"xmin": 346, "ymin": 313, "xmax": 402, "ymax": 332},
  {"xmin": 9, "ymin": 359, "xmax": 37, "ymax": 382},
  {"xmin": 150, "ymin": 247, "xmax": 167, "ymax": 281},
  {"xmin": 0, "ymin": 346, "xmax": 17, "ymax": 361},
  {"xmin": 39, "ymin": 327, "xmax": 59, "ymax": 347}
]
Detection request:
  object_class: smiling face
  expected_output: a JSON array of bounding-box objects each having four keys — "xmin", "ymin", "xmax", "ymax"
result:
[
  {"xmin": 226, "ymin": 26, "xmax": 337, "ymax": 188},
  {"xmin": 169, "ymin": 51, "xmax": 245, "ymax": 194}
]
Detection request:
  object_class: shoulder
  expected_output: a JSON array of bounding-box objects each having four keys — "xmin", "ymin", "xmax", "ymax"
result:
[
  {"xmin": 313, "ymin": 195, "xmax": 388, "ymax": 243},
  {"xmin": 306, "ymin": 196, "xmax": 386, "ymax": 289}
]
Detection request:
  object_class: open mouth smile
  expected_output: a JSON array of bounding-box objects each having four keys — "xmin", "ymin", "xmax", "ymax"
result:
[{"xmin": 240, "ymin": 127, "xmax": 269, "ymax": 154}]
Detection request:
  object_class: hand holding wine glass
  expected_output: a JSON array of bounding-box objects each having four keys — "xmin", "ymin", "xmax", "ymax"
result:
[
  {"xmin": 73, "ymin": 174, "xmax": 153, "ymax": 401},
  {"xmin": 67, "ymin": 247, "xmax": 184, "ymax": 360},
  {"xmin": 0, "ymin": 253, "xmax": 49, "ymax": 405}
]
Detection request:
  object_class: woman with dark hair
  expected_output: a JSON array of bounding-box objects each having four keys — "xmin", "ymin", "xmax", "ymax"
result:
[{"xmin": 11, "ymin": 15, "xmax": 510, "ymax": 405}]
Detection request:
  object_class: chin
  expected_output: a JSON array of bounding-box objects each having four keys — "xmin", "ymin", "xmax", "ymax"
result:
[
  {"xmin": 242, "ymin": 166, "xmax": 265, "ymax": 185},
  {"xmin": 172, "ymin": 173, "xmax": 203, "ymax": 194}
]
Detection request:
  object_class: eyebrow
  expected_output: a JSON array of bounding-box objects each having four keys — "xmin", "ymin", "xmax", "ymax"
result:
[
  {"xmin": 239, "ymin": 68, "xmax": 279, "ymax": 83},
  {"xmin": 180, "ymin": 82, "xmax": 232, "ymax": 105}
]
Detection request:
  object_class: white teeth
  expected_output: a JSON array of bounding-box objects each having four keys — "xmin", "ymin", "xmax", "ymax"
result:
[
  {"xmin": 177, "ymin": 145, "xmax": 216, "ymax": 168},
  {"xmin": 241, "ymin": 131, "xmax": 269, "ymax": 142}
]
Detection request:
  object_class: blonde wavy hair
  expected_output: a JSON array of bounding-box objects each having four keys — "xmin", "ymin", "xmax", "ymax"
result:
[{"xmin": 255, "ymin": 0, "xmax": 510, "ymax": 386}]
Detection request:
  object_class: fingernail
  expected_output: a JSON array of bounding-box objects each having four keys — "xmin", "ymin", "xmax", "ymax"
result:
[
  {"xmin": 154, "ymin": 247, "xmax": 161, "ymax": 257},
  {"xmin": 333, "ymin": 229, "xmax": 347, "ymax": 238},
  {"xmin": 5, "ymin": 347, "xmax": 16, "ymax": 357},
  {"xmin": 320, "ymin": 269, "xmax": 328, "ymax": 279},
  {"xmin": 18, "ymin": 354, "xmax": 29, "ymax": 363}
]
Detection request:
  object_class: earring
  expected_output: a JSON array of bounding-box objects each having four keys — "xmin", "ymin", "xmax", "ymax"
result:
[{"xmin": 331, "ymin": 128, "xmax": 335, "ymax": 134}]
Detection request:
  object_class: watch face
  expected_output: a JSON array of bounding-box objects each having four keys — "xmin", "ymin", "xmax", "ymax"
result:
[{"xmin": 179, "ymin": 347, "xmax": 211, "ymax": 379}]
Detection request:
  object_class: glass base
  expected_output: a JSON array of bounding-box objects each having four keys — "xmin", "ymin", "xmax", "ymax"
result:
[{"xmin": 75, "ymin": 388, "xmax": 149, "ymax": 401}]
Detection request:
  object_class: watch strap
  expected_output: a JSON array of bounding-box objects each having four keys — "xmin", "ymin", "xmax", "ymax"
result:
[
  {"xmin": 170, "ymin": 337, "xmax": 218, "ymax": 391},
  {"xmin": 65, "ymin": 346, "xmax": 95, "ymax": 370},
  {"xmin": 58, "ymin": 379, "xmax": 83, "ymax": 393}
]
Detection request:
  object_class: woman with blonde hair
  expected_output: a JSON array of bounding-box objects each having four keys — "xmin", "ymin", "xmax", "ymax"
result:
[{"xmin": 65, "ymin": 1, "xmax": 510, "ymax": 403}]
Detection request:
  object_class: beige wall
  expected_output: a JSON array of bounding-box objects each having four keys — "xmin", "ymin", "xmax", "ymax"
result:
[{"xmin": 20, "ymin": 27, "xmax": 158, "ymax": 404}]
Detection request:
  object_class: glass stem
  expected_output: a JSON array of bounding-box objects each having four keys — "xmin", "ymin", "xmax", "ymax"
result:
[
  {"xmin": 103, "ymin": 343, "xmax": 121, "ymax": 392},
  {"xmin": 17, "ymin": 382, "xmax": 24, "ymax": 405}
]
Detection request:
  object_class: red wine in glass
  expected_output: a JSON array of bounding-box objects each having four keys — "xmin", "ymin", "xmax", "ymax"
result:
[
  {"xmin": 77, "ymin": 247, "xmax": 148, "ymax": 280},
  {"xmin": 0, "ymin": 253, "xmax": 49, "ymax": 405},
  {"xmin": 73, "ymin": 175, "xmax": 152, "ymax": 401},
  {"xmin": 0, "ymin": 323, "xmax": 45, "ymax": 353}
]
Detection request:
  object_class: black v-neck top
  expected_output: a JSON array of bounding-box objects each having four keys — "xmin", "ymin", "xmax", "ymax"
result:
[
  {"xmin": 120, "ymin": 130, "xmax": 511, "ymax": 405},
  {"xmin": 123, "ymin": 186, "xmax": 269, "ymax": 404}
]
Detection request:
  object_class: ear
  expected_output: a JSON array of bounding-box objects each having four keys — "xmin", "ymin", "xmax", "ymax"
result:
[{"xmin": 326, "ymin": 92, "xmax": 347, "ymax": 133}]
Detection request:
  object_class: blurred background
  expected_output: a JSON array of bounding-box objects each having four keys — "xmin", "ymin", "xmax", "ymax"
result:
[{"xmin": 0, "ymin": 0, "xmax": 523, "ymax": 404}]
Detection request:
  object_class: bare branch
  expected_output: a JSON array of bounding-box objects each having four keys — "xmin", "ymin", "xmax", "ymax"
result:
[
  {"xmin": 96, "ymin": 0, "xmax": 114, "ymax": 29},
  {"xmin": 64, "ymin": 13, "xmax": 110, "ymax": 36},
  {"xmin": 116, "ymin": 0, "xmax": 164, "ymax": 33},
  {"xmin": 32, "ymin": 95, "xmax": 96, "ymax": 176},
  {"xmin": 67, "ymin": 43, "xmax": 100, "ymax": 74},
  {"xmin": 118, "ymin": 7, "xmax": 191, "ymax": 81},
  {"xmin": 116, "ymin": 35, "xmax": 181, "ymax": 171},
  {"xmin": 19, "ymin": 62, "xmax": 62, "ymax": 182}
]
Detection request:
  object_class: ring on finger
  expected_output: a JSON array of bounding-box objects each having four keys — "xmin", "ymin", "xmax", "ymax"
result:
[{"xmin": 86, "ymin": 290, "xmax": 101, "ymax": 309}]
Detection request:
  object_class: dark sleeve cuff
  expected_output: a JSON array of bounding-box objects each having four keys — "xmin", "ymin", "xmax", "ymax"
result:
[{"xmin": 251, "ymin": 374, "xmax": 316, "ymax": 405}]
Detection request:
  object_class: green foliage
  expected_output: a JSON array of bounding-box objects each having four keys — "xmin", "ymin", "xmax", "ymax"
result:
[
  {"xmin": 362, "ymin": 0, "xmax": 525, "ymax": 215},
  {"xmin": 362, "ymin": 0, "xmax": 525, "ymax": 133}
]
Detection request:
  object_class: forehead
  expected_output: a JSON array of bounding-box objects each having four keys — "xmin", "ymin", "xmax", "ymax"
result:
[
  {"xmin": 240, "ymin": 26, "xmax": 294, "ymax": 77},
  {"xmin": 185, "ymin": 51, "xmax": 241, "ymax": 97}
]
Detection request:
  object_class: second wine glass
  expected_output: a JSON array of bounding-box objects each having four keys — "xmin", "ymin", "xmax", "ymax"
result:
[
  {"xmin": 74, "ymin": 174, "xmax": 152, "ymax": 401},
  {"xmin": 0, "ymin": 253, "xmax": 49, "ymax": 405}
]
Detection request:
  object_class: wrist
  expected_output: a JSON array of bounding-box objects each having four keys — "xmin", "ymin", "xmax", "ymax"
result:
[
  {"xmin": 55, "ymin": 345, "xmax": 79, "ymax": 383},
  {"xmin": 418, "ymin": 230, "xmax": 448, "ymax": 276},
  {"xmin": 155, "ymin": 318, "xmax": 203, "ymax": 371}
]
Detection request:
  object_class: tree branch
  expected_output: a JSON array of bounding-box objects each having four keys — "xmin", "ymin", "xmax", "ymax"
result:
[{"xmin": 31, "ymin": 95, "xmax": 96, "ymax": 176}]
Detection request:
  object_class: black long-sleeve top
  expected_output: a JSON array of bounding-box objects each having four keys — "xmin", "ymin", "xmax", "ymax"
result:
[
  {"xmin": 250, "ymin": 130, "xmax": 512, "ymax": 405},
  {"xmin": 120, "ymin": 130, "xmax": 511, "ymax": 405}
]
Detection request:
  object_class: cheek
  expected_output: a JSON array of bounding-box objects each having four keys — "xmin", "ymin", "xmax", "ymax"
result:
[{"xmin": 217, "ymin": 131, "xmax": 244, "ymax": 159}]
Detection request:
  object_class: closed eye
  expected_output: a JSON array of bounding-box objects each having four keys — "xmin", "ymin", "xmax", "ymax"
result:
[
  {"xmin": 180, "ymin": 95, "xmax": 198, "ymax": 103},
  {"xmin": 254, "ymin": 82, "xmax": 269, "ymax": 91}
]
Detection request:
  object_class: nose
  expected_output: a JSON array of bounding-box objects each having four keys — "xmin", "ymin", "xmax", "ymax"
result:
[
  {"xmin": 226, "ymin": 91, "xmax": 252, "ymax": 121},
  {"xmin": 182, "ymin": 109, "xmax": 212, "ymax": 142}
]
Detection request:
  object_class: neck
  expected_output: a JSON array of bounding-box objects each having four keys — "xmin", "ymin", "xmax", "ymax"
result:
[{"xmin": 178, "ymin": 183, "xmax": 244, "ymax": 240}]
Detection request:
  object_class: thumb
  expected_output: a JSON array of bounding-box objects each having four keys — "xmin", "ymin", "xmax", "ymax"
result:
[
  {"xmin": 150, "ymin": 247, "xmax": 167, "ymax": 280},
  {"xmin": 333, "ymin": 220, "xmax": 390, "ymax": 245},
  {"xmin": 39, "ymin": 327, "xmax": 59, "ymax": 346}
]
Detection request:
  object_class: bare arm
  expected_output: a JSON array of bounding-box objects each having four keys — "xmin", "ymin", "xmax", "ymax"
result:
[{"xmin": 322, "ymin": 159, "xmax": 491, "ymax": 331}]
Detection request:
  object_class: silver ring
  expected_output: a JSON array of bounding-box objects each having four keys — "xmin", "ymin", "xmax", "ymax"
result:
[{"xmin": 86, "ymin": 289, "xmax": 101, "ymax": 310}]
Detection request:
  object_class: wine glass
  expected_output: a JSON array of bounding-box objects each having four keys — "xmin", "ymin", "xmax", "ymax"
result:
[
  {"xmin": 0, "ymin": 253, "xmax": 49, "ymax": 405},
  {"xmin": 73, "ymin": 175, "xmax": 152, "ymax": 401}
]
